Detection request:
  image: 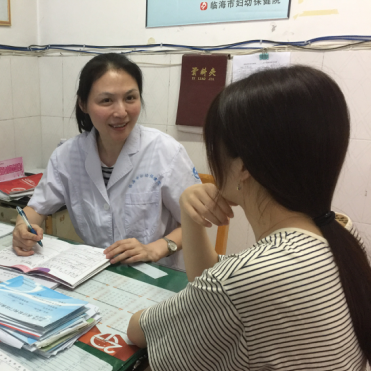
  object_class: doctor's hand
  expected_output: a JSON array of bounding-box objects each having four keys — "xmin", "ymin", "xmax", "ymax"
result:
[
  {"xmin": 180, "ymin": 183, "xmax": 234, "ymax": 228},
  {"xmin": 12, "ymin": 223, "xmax": 44, "ymax": 256},
  {"xmin": 104, "ymin": 238, "xmax": 162, "ymax": 264}
]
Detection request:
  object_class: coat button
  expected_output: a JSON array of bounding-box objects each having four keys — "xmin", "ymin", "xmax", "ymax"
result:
[{"xmin": 104, "ymin": 203, "xmax": 110, "ymax": 211}]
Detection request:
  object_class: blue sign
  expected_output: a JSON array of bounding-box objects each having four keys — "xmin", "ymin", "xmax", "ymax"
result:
[{"xmin": 146, "ymin": 0, "xmax": 291, "ymax": 28}]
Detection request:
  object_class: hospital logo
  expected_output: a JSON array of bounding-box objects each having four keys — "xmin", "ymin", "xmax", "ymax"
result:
[
  {"xmin": 200, "ymin": 2, "xmax": 208, "ymax": 10},
  {"xmin": 79, "ymin": 326, "xmax": 139, "ymax": 361},
  {"xmin": 193, "ymin": 167, "xmax": 200, "ymax": 180}
]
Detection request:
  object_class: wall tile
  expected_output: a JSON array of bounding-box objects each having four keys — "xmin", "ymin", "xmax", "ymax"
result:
[
  {"xmin": 41, "ymin": 116, "xmax": 64, "ymax": 167},
  {"xmin": 63, "ymin": 116, "xmax": 80, "ymax": 139},
  {"xmin": 323, "ymin": 51, "xmax": 371, "ymax": 141},
  {"xmin": 166, "ymin": 125, "xmax": 203, "ymax": 142},
  {"xmin": 131, "ymin": 54, "xmax": 171, "ymax": 126},
  {"xmin": 39, "ymin": 57, "xmax": 63, "ymax": 117},
  {"xmin": 332, "ymin": 139, "xmax": 371, "ymax": 224},
  {"xmin": 0, "ymin": 120, "xmax": 16, "ymax": 161},
  {"xmin": 62, "ymin": 56, "xmax": 93, "ymax": 119},
  {"xmin": 138, "ymin": 123, "xmax": 167, "ymax": 134},
  {"xmin": 14, "ymin": 117, "xmax": 42, "ymax": 169},
  {"xmin": 0, "ymin": 57, "xmax": 13, "ymax": 120},
  {"xmin": 290, "ymin": 51, "xmax": 324, "ymax": 69},
  {"xmin": 11, "ymin": 57, "xmax": 40, "ymax": 118},
  {"xmin": 168, "ymin": 54, "xmax": 182, "ymax": 126}
]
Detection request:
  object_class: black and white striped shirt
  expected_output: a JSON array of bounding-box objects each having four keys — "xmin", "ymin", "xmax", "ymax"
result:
[
  {"xmin": 101, "ymin": 164, "xmax": 114, "ymax": 187},
  {"xmin": 140, "ymin": 228, "xmax": 365, "ymax": 371}
]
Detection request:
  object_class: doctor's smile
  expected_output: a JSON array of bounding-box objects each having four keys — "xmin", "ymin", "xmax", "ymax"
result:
[{"xmin": 80, "ymin": 69, "xmax": 142, "ymax": 147}]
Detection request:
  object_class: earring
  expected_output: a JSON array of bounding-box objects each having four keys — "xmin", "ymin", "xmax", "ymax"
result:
[{"xmin": 237, "ymin": 182, "xmax": 241, "ymax": 191}]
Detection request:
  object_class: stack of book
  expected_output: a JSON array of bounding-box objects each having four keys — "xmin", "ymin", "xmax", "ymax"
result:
[
  {"xmin": 0, "ymin": 276, "xmax": 101, "ymax": 358},
  {"xmin": 0, "ymin": 173, "xmax": 43, "ymax": 201}
]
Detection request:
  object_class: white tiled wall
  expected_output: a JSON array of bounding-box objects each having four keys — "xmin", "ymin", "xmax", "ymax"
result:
[
  {"xmin": 1, "ymin": 51, "xmax": 371, "ymax": 254},
  {"xmin": 0, "ymin": 56, "xmax": 41, "ymax": 167}
]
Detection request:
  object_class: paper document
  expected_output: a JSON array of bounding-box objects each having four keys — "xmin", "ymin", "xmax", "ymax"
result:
[
  {"xmin": 131, "ymin": 262, "xmax": 168, "ymax": 278},
  {"xmin": 0, "ymin": 343, "xmax": 112, "ymax": 371},
  {"xmin": 0, "ymin": 349, "xmax": 31, "ymax": 371},
  {"xmin": 0, "ymin": 236, "xmax": 110, "ymax": 288},
  {"xmin": 232, "ymin": 52, "xmax": 291, "ymax": 82},
  {"xmin": 58, "ymin": 269, "xmax": 176, "ymax": 361},
  {"xmin": 0, "ymin": 224, "xmax": 13, "ymax": 239},
  {"xmin": 0, "ymin": 276, "xmax": 87, "ymax": 330}
]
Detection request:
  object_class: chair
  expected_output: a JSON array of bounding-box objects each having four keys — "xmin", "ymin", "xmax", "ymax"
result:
[{"xmin": 199, "ymin": 173, "xmax": 229, "ymax": 255}]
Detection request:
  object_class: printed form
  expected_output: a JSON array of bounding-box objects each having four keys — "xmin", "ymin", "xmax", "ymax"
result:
[
  {"xmin": 57, "ymin": 269, "xmax": 176, "ymax": 360},
  {"xmin": 0, "ymin": 345, "xmax": 111, "ymax": 371},
  {"xmin": 232, "ymin": 52, "xmax": 291, "ymax": 82},
  {"xmin": 0, "ymin": 224, "xmax": 13, "ymax": 239}
]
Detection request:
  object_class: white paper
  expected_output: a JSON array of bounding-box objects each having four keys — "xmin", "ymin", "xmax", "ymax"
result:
[
  {"xmin": 130, "ymin": 262, "xmax": 168, "ymax": 278},
  {"xmin": 0, "ymin": 224, "xmax": 13, "ymax": 239},
  {"xmin": 232, "ymin": 52, "xmax": 291, "ymax": 82},
  {"xmin": 0, "ymin": 328, "xmax": 24, "ymax": 349},
  {"xmin": 0, "ymin": 344, "xmax": 112, "ymax": 371},
  {"xmin": 57, "ymin": 269, "xmax": 175, "ymax": 345},
  {"xmin": 0, "ymin": 349, "xmax": 31, "ymax": 371}
]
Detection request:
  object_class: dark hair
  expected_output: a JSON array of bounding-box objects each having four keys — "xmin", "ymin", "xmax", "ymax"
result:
[
  {"xmin": 75, "ymin": 53, "xmax": 143, "ymax": 133},
  {"xmin": 204, "ymin": 65, "xmax": 371, "ymax": 362}
]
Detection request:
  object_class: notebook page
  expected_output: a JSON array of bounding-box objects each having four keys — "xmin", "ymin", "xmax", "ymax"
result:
[
  {"xmin": 0, "ymin": 224, "xmax": 13, "ymax": 239},
  {"xmin": 58, "ymin": 270, "xmax": 176, "ymax": 349},
  {"xmin": 0, "ymin": 237, "xmax": 70, "ymax": 272},
  {"xmin": 0, "ymin": 349, "xmax": 31, "ymax": 371},
  {"xmin": 0, "ymin": 344, "xmax": 112, "ymax": 371},
  {"xmin": 38, "ymin": 243, "xmax": 109, "ymax": 287}
]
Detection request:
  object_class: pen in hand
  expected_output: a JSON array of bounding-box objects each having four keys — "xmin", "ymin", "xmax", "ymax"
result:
[{"xmin": 16, "ymin": 206, "xmax": 43, "ymax": 247}]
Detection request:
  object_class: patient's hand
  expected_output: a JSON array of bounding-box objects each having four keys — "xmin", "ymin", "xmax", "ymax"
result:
[{"xmin": 179, "ymin": 183, "xmax": 234, "ymax": 228}]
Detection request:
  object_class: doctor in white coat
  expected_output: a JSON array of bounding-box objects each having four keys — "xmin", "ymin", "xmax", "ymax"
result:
[{"xmin": 12, "ymin": 53, "xmax": 201, "ymax": 270}]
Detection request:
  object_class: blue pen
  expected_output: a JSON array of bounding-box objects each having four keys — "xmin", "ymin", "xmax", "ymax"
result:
[{"xmin": 16, "ymin": 206, "xmax": 43, "ymax": 247}]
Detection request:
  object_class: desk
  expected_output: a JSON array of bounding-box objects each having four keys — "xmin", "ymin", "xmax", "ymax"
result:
[
  {"xmin": 0, "ymin": 227, "xmax": 188, "ymax": 371},
  {"xmin": 75, "ymin": 263, "xmax": 188, "ymax": 371}
]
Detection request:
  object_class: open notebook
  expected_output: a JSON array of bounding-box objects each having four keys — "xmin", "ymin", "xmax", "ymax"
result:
[{"xmin": 0, "ymin": 236, "xmax": 110, "ymax": 289}]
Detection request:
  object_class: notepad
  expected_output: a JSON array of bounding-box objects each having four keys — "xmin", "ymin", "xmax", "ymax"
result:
[
  {"xmin": 0, "ymin": 224, "xmax": 14, "ymax": 239},
  {"xmin": 0, "ymin": 236, "xmax": 110, "ymax": 289}
]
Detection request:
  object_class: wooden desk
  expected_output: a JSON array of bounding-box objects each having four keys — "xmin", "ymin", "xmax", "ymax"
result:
[{"xmin": 0, "ymin": 198, "xmax": 83, "ymax": 243}]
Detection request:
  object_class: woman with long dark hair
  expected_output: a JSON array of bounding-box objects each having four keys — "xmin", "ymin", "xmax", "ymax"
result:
[{"xmin": 128, "ymin": 65, "xmax": 371, "ymax": 370}]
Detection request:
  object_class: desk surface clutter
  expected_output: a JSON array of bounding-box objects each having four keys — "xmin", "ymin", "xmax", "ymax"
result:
[{"xmin": 0, "ymin": 222, "xmax": 189, "ymax": 371}]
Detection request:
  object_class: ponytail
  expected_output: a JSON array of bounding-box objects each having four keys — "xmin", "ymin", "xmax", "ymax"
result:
[{"xmin": 320, "ymin": 218, "xmax": 371, "ymax": 363}]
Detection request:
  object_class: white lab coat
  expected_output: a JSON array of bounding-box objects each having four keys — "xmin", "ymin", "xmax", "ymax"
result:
[{"xmin": 28, "ymin": 125, "xmax": 201, "ymax": 270}]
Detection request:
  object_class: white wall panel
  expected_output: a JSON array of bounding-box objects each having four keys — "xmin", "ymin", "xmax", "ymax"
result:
[
  {"xmin": 10, "ymin": 57, "xmax": 40, "ymax": 118},
  {"xmin": 39, "ymin": 57, "xmax": 63, "ymax": 117},
  {"xmin": 0, "ymin": 57, "xmax": 13, "ymax": 121},
  {"xmin": 13, "ymin": 116, "xmax": 42, "ymax": 169}
]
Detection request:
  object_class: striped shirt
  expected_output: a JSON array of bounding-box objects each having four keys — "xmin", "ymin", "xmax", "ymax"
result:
[
  {"xmin": 101, "ymin": 164, "xmax": 114, "ymax": 187},
  {"xmin": 140, "ymin": 228, "xmax": 366, "ymax": 371}
]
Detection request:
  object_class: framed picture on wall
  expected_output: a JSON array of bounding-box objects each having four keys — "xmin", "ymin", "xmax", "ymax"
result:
[
  {"xmin": 146, "ymin": 0, "xmax": 291, "ymax": 28},
  {"xmin": 0, "ymin": 0, "xmax": 11, "ymax": 26}
]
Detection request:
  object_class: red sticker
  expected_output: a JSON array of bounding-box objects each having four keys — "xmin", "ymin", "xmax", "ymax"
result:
[
  {"xmin": 200, "ymin": 2, "xmax": 208, "ymax": 10},
  {"xmin": 79, "ymin": 326, "xmax": 139, "ymax": 361}
]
